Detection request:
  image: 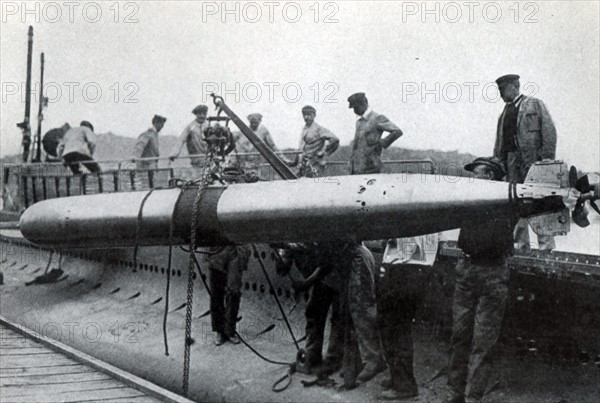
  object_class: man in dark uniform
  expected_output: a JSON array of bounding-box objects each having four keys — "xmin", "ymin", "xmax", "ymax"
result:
[
  {"xmin": 493, "ymin": 74, "xmax": 557, "ymax": 250},
  {"xmin": 200, "ymin": 168, "xmax": 251, "ymax": 346},
  {"xmin": 276, "ymin": 241, "xmax": 382, "ymax": 386},
  {"xmin": 275, "ymin": 243, "xmax": 344, "ymax": 374},
  {"xmin": 204, "ymin": 244, "xmax": 250, "ymax": 346},
  {"xmin": 446, "ymin": 157, "xmax": 517, "ymax": 403}
]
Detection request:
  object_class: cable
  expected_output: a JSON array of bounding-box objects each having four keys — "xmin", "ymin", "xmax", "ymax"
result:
[
  {"xmin": 251, "ymin": 243, "xmax": 301, "ymax": 351},
  {"xmin": 188, "ymin": 251, "xmax": 288, "ymax": 366},
  {"xmin": 132, "ymin": 187, "xmax": 161, "ymax": 273}
]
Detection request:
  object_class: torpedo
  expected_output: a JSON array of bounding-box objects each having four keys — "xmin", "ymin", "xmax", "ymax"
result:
[{"xmin": 19, "ymin": 165, "xmax": 591, "ymax": 250}]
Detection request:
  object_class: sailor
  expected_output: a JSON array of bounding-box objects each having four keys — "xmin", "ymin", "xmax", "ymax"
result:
[
  {"xmin": 169, "ymin": 105, "xmax": 209, "ymax": 169},
  {"xmin": 202, "ymin": 168, "xmax": 251, "ymax": 346},
  {"xmin": 246, "ymin": 113, "xmax": 279, "ymax": 151},
  {"xmin": 205, "ymin": 244, "xmax": 249, "ymax": 346},
  {"xmin": 376, "ymin": 234, "xmax": 439, "ymax": 400},
  {"xmin": 295, "ymin": 105, "xmax": 339, "ymax": 178},
  {"xmin": 233, "ymin": 113, "xmax": 290, "ymax": 173},
  {"xmin": 42, "ymin": 122, "xmax": 70, "ymax": 162},
  {"xmin": 57, "ymin": 121, "xmax": 101, "ymax": 174},
  {"xmin": 275, "ymin": 242, "xmax": 344, "ymax": 375},
  {"xmin": 446, "ymin": 156, "xmax": 517, "ymax": 403},
  {"xmin": 132, "ymin": 115, "xmax": 166, "ymax": 169},
  {"xmin": 343, "ymin": 241, "xmax": 386, "ymax": 386},
  {"xmin": 347, "ymin": 92, "xmax": 403, "ymax": 175},
  {"xmin": 276, "ymin": 241, "xmax": 383, "ymax": 386},
  {"xmin": 342, "ymin": 92, "xmax": 396, "ymax": 385},
  {"xmin": 493, "ymin": 74, "xmax": 557, "ymax": 251}
]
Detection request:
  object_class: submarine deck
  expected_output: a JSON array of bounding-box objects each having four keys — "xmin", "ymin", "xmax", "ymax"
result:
[{"xmin": 1, "ymin": 229, "xmax": 599, "ymax": 402}]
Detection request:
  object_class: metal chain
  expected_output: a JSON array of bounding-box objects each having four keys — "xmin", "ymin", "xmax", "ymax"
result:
[{"xmin": 182, "ymin": 158, "xmax": 212, "ymax": 396}]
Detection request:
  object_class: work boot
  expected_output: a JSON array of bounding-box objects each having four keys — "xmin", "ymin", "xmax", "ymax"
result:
[
  {"xmin": 380, "ymin": 377, "xmax": 393, "ymax": 389},
  {"xmin": 228, "ymin": 333, "xmax": 241, "ymax": 345},
  {"xmin": 214, "ymin": 332, "xmax": 228, "ymax": 346},
  {"xmin": 356, "ymin": 361, "xmax": 385, "ymax": 383},
  {"xmin": 320, "ymin": 358, "xmax": 342, "ymax": 374},
  {"xmin": 377, "ymin": 388, "xmax": 418, "ymax": 401}
]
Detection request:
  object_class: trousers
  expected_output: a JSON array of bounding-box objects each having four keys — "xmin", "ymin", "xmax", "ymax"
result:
[
  {"xmin": 205, "ymin": 245, "xmax": 248, "ymax": 336},
  {"xmin": 376, "ymin": 264, "xmax": 429, "ymax": 394},
  {"xmin": 63, "ymin": 152, "xmax": 101, "ymax": 174},
  {"xmin": 447, "ymin": 258, "xmax": 509, "ymax": 401},
  {"xmin": 304, "ymin": 281, "xmax": 344, "ymax": 368}
]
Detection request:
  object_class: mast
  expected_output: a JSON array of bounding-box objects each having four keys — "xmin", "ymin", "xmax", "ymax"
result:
[
  {"xmin": 17, "ymin": 26, "xmax": 34, "ymax": 162},
  {"xmin": 33, "ymin": 53, "xmax": 45, "ymax": 162}
]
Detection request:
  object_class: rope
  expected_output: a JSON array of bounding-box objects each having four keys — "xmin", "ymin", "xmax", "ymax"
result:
[
  {"xmin": 132, "ymin": 188, "xmax": 160, "ymax": 272},
  {"xmin": 272, "ymin": 366, "xmax": 295, "ymax": 392},
  {"xmin": 188, "ymin": 250, "xmax": 211, "ymax": 296},
  {"xmin": 129, "ymin": 185, "xmax": 174, "ymax": 356},
  {"xmin": 44, "ymin": 250, "xmax": 53, "ymax": 274},
  {"xmin": 177, "ymin": 131, "xmax": 298, "ymax": 394}
]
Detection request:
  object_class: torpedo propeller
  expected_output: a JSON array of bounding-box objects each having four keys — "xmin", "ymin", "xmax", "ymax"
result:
[{"xmin": 570, "ymin": 166, "xmax": 600, "ymax": 228}]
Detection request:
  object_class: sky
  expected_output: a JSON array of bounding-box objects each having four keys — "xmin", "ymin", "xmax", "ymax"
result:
[{"xmin": 1, "ymin": 1, "xmax": 599, "ymax": 171}]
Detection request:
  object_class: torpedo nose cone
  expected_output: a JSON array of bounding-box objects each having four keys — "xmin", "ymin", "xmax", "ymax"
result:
[{"xmin": 20, "ymin": 199, "xmax": 69, "ymax": 246}]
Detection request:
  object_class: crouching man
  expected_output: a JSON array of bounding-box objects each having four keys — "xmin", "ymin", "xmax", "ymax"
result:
[
  {"xmin": 275, "ymin": 241, "xmax": 384, "ymax": 387},
  {"xmin": 275, "ymin": 242, "xmax": 344, "ymax": 375}
]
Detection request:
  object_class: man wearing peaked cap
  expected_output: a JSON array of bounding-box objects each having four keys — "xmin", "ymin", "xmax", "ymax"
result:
[
  {"xmin": 170, "ymin": 105, "xmax": 209, "ymax": 169},
  {"xmin": 445, "ymin": 156, "xmax": 518, "ymax": 403},
  {"xmin": 133, "ymin": 115, "xmax": 167, "ymax": 169},
  {"xmin": 347, "ymin": 92, "xmax": 404, "ymax": 175},
  {"xmin": 343, "ymin": 91, "xmax": 404, "ymax": 387},
  {"xmin": 192, "ymin": 104, "xmax": 209, "ymax": 114},
  {"xmin": 495, "ymin": 74, "xmax": 520, "ymax": 87},
  {"xmin": 464, "ymin": 156, "xmax": 506, "ymax": 180},
  {"xmin": 153, "ymin": 114, "xmax": 167, "ymax": 124},
  {"xmin": 232, "ymin": 112, "xmax": 285, "ymax": 169},
  {"xmin": 301, "ymin": 105, "xmax": 316, "ymax": 114},
  {"xmin": 247, "ymin": 112, "xmax": 263, "ymax": 122},
  {"xmin": 287, "ymin": 105, "xmax": 341, "ymax": 374},
  {"xmin": 347, "ymin": 92, "xmax": 367, "ymax": 108},
  {"xmin": 493, "ymin": 74, "xmax": 557, "ymax": 251},
  {"xmin": 246, "ymin": 113, "xmax": 279, "ymax": 151},
  {"xmin": 295, "ymin": 105, "xmax": 339, "ymax": 178}
]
